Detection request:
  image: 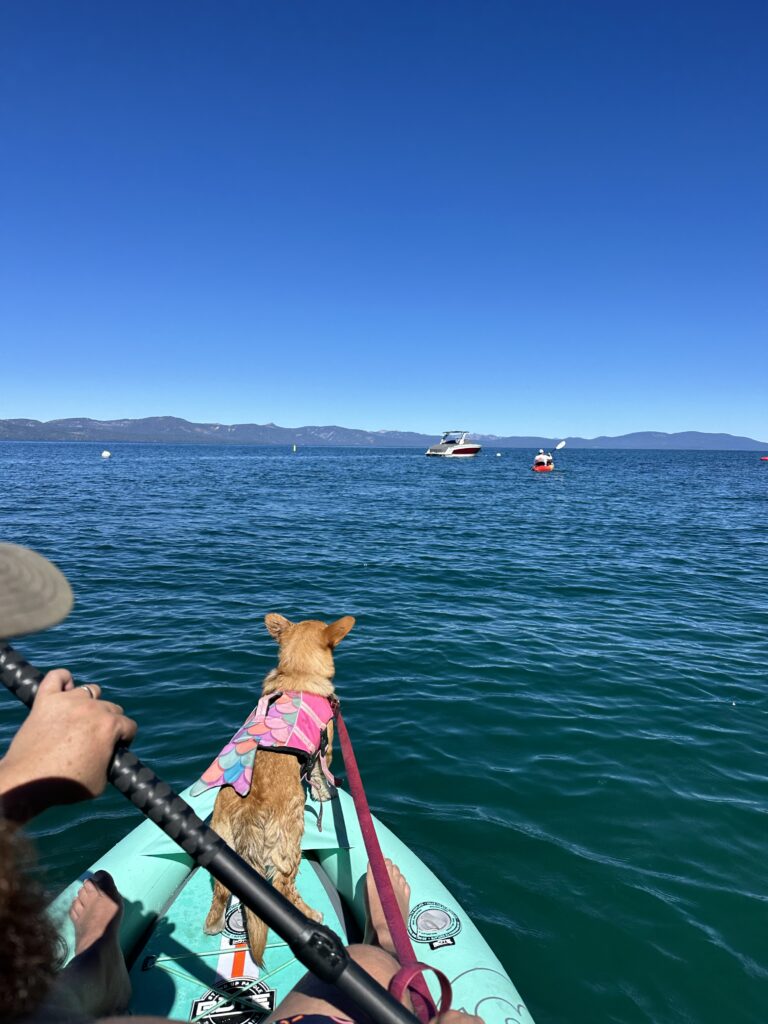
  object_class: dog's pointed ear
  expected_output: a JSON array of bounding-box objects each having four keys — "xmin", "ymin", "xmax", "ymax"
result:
[
  {"xmin": 325, "ymin": 615, "xmax": 355, "ymax": 648},
  {"xmin": 265, "ymin": 613, "xmax": 292, "ymax": 641}
]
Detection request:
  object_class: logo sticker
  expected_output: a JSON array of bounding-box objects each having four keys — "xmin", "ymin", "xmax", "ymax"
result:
[
  {"xmin": 407, "ymin": 901, "xmax": 462, "ymax": 947},
  {"xmin": 190, "ymin": 978, "xmax": 275, "ymax": 1024},
  {"xmin": 225, "ymin": 902, "xmax": 247, "ymax": 938}
]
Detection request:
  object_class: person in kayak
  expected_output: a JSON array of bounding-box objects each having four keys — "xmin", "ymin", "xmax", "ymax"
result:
[{"xmin": 533, "ymin": 449, "xmax": 552, "ymax": 467}]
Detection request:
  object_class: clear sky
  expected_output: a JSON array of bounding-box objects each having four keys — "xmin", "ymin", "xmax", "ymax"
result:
[{"xmin": 1, "ymin": 1, "xmax": 766, "ymax": 439}]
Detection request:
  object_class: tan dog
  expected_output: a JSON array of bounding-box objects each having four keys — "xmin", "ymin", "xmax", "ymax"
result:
[{"xmin": 203, "ymin": 613, "xmax": 355, "ymax": 965}]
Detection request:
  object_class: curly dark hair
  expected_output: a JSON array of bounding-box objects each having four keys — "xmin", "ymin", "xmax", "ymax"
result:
[{"xmin": 0, "ymin": 820, "xmax": 58, "ymax": 1019}]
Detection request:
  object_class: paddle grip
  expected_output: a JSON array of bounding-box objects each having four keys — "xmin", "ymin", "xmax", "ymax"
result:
[
  {"xmin": 0, "ymin": 643, "xmax": 41, "ymax": 708},
  {"xmin": 0, "ymin": 643, "xmax": 420, "ymax": 1024}
]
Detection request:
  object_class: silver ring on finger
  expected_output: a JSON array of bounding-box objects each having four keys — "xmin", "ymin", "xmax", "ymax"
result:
[{"xmin": 82, "ymin": 684, "xmax": 95, "ymax": 699}]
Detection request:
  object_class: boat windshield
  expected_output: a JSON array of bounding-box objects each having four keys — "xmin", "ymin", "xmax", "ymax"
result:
[{"xmin": 440, "ymin": 431, "xmax": 467, "ymax": 443}]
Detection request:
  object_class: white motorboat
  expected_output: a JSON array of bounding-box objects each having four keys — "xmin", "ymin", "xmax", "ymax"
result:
[{"xmin": 425, "ymin": 430, "xmax": 482, "ymax": 457}]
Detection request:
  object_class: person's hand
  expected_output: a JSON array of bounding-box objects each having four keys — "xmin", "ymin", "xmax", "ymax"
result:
[{"xmin": 0, "ymin": 668, "xmax": 137, "ymax": 824}]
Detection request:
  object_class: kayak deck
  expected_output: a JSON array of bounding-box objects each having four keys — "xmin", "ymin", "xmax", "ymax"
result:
[
  {"xmin": 130, "ymin": 858, "xmax": 347, "ymax": 1021},
  {"xmin": 50, "ymin": 785, "xmax": 535, "ymax": 1024}
]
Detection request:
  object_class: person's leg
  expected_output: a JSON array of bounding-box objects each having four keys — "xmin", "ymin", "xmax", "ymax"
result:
[
  {"xmin": 362, "ymin": 859, "xmax": 409, "ymax": 954},
  {"xmin": 263, "ymin": 859, "xmax": 412, "ymax": 1024},
  {"xmin": 43, "ymin": 870, "xmax": 132, "ymax": 1020}
]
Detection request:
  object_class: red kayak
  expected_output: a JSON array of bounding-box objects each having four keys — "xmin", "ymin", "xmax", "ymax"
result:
[
  {"xmin": 532, "ymin": 463, "xmax": 554, "ymax": 472},
  {"xmin": 761, "ymin": 456, "xmax": 768, "ymax": 461}
]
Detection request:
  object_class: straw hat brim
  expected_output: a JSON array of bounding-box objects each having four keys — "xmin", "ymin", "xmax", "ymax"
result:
[{"xmin": 0, "ymin": 543, "xmax": 74, "ymax": 638}]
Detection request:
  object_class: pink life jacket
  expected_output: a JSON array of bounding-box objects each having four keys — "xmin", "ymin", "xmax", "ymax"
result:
[{"xmin": 190, "ymin": 691, "xmax": 337, "ymax": 801}]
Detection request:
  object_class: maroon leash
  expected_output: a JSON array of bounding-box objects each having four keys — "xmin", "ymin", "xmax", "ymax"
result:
[{"xmin": 335, "ymin": 710, "xmax": 453, "ymax": 1023}]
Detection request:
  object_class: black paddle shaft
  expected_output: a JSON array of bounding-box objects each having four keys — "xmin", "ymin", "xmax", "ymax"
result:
[{"xmin": 0, "ymin": 643, "xmax": 420, "ymax": 1024}]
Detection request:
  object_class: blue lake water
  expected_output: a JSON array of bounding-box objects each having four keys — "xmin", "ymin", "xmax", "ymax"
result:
[{"xmin": 0, "ymin": 442, "xmax": 765, "ymax": 1024}]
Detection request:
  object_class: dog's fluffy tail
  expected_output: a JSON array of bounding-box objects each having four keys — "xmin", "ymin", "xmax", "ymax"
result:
[{"xmin": 245, "ymin": 907, "xmax": 268, "ymax": 967}]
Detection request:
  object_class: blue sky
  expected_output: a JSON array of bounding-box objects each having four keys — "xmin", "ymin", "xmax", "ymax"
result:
[{"xmin": 1, "ymin": 1, "xmax": 766, "ymax": 439}]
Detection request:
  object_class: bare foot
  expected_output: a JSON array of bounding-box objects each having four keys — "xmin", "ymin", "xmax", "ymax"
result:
[
  {"xmin": 363, "ymin": 858, "xmax": 411, "ymax": 956},
  {"xmin": 62, "ymin": 870, "xmax": 131, "ymax": 1016},
  {"xmin": 70, "ymin": 870, "xmax": 122, "ymax": 954}
]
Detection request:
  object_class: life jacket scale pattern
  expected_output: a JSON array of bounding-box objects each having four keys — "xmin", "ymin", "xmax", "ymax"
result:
[{"xmin": 190, "ymin": 691, "xmax": 336, "ymax": 799}]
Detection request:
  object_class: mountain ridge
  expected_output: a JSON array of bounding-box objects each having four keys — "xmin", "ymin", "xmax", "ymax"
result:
[{"xmin": 0, "ymin": 417, "xmax": 765, "ymax": 449}]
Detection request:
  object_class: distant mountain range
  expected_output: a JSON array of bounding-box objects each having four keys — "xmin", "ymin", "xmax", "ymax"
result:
[{"xmin": 0, "ymin": 417, "xmax": 766, "ymax": 449}]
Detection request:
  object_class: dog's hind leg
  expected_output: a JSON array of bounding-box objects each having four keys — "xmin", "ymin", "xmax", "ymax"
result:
[
  {"xmin": 245, "ymin": 854, "xmax": 321, "ymax": 966},
  {"xmin": 270, "ymin": 806, "xmax": 322, "ymax": 924},
  {"xmin": 242, "ymin": 803, "xmax": 321, "ymax": 965},
  {"xmin": 203, "ymin": 789, "xmax": 238, "ymax": 935},
  {"xmin": 276, "ymin": 872, "xmax": 323, "ymax": 923}
]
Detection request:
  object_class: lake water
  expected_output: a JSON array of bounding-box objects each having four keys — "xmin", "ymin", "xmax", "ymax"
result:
[{"xmin": 0, "ymin": 442, "xmax": 765, "ymax": 1024}]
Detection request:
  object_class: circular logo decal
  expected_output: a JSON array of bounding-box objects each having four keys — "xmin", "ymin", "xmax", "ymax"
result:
[
  {"xmin": 408, "ymin": 901, "xmax": 462, "ymax": 947},
  {"xmin": 224, "ymin": 902, "xmax": 246, "ymax": 938}
]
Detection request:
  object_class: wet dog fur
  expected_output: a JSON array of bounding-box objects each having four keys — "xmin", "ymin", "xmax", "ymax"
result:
[{"xmin": 203, "ymin": 613, "xmax": 355, "ymax": 964}]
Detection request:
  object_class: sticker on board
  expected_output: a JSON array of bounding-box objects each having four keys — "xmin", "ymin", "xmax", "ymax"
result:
[{"xmin": 408, "ymin": 900, "xmax": 462, "ymax": 949}]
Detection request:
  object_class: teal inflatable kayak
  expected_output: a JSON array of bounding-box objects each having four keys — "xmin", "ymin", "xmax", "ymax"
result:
[{"xmin": 50, "ymin": 784, "xmax": 534, "ymax": 1024}]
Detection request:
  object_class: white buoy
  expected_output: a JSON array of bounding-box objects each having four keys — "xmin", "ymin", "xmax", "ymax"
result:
[
  {"xmin": 101, "ymin": 450, "xmax": 111, "ymax": 459},
  {"xmin": 496, "ymin": 452, "xmax": 502, "ymax": 457}
]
